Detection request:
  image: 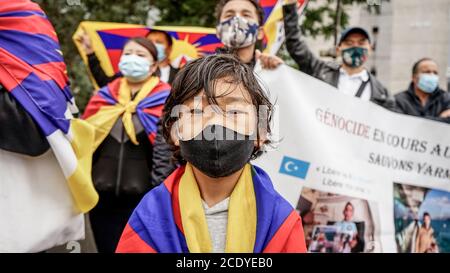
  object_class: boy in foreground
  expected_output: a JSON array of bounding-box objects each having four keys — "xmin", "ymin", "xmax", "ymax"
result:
[{"xmin": 116, "ymin": 54, "xmax": 306, "ymax": 253}]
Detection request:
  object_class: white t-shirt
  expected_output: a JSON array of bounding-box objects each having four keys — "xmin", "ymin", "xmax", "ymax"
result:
[
  {"xmin": 202, "ymin": 197, "xmax": 229, "ymax": 253},
  {"xmin": 159, "ymin": 65, "xmax": 171, "ymax": 83},
  {"xmin": 337, "ymin": 68, "xmax": 372, "ymax": 101}
]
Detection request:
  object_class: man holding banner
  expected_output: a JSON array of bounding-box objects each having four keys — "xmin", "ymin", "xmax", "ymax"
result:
[{"xmin": 282, "ymin": 0, "xmax": 396, "ymax": 110}]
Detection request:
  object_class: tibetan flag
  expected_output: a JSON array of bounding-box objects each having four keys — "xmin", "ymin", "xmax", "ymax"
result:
[
  {"xmin": 73, "ymin": 22, "xmax": 223, "ymax": 89},
  {"xmin": 0, "ymin": 0, "xmax": 98, "ymax": 213},
  {"xmin": 116, "ymin": 164, "xmax": 307, "ymax": 253},
  {"xmin": 261, "ymin": 0, "xmax": 308, "ymax": 55},
  {"xmin": 82, "ymin": 76, "xmax": 170, "ymax": 148},
  {"xmin": 73, "ymin": 1, "xmax": 308, "ymax": 88}
]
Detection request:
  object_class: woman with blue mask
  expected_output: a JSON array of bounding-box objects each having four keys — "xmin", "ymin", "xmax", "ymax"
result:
[
  {"xmin": 82, "ymin": 37, "xmax": 171, "ymax": 253},
  {"xmin": 395, "ymin": 58, "xmax": 450, "ymax": 124}
]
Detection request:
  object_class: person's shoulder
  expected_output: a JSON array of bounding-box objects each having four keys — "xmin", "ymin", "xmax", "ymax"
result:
[
  {"xmin": 251, "ymin": 165, "xmax": 296, "ymax": 211},
  {"xmin": 368, "ymin": 74, "xmax": 388, "ymax": 90},
  {"xmin": 437, "ymin": 88, "xmax": 450, "ymax": 99},
  {"xmin": 394, "ymin": 89, "xmax": 409, "ymax": 99}
]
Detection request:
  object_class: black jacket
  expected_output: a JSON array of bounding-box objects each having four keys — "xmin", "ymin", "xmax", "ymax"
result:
[
  {"xmin": 86, "ymin": 53, "xmax": 178, "ymax": 186},
  {"xmin": 283, "ymin": 3, "xmax": 396, "ymax": 110},
  {"xmin": 92, "ymin": 115, "xmax": 155, "ymax": 196},
  {"xmin": 395, "ymin": 83, "xmax": 450, "ymax": 124},
  {"xmin": 0, "ymin": 84, "xmax": 49, "ymax": 156}
]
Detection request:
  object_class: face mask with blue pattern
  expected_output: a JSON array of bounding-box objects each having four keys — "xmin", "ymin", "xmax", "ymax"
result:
[{"xmin": 216, "ymin": 16, "xmax": 259, "ymax": 49}]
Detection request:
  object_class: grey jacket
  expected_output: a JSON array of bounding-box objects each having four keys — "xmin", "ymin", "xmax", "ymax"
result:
[{"xmin": 283, "ymin": 3, "xmax": 396, "ymax": 110}]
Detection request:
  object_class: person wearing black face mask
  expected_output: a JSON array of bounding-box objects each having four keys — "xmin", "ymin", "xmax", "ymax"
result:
[
  {"xmin": 282, "ymin": 0, "xmax": 396, "ymax": 110},
  {"xmin": 116, "ymin": 54, "xmax": 307, "ymax": 253}
]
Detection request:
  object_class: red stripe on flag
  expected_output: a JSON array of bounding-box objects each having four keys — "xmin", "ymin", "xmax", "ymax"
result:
[
  {"xmin": 0, "ymin": 47, "xmax": 32, "ymax": 91},
  {"xmin": 259, "ymin": 0, "xmax": 278, "ymax": 8},
  {"xmin": 32, "ymin": 62, "xmax": 68, "ymax": 90},
  {"xmin": 172, "ymin": 173, "xmax": 184, "ymax": 235},
  {"xmin": 0, "ymin": 15, "xmax": 58, "ymax": 42},
  {"xmin": 263, "ymin": 210, "xmax": 307, "ymax": 253},
  {"xmin": 197, "ymin": 43, "xmax": 224, "ymax": 53},
  {"xmin": 142, "ymin": 105, "xmax": 164, "ymax": 118},
  {"xmin": 106, "ymin": 49, "xmax": 123, "ymax": 73},
  {"xmin": 0, "ymin": 1, "xmax": 44, "ymax": 14},
  {"xmin": 176, "ymin": 32, "xmax": 207, "ymax": 44},
  {"xmin": 116, "ymin": 224, "xmax": 157, "ymax": 253},
  {"xmin": 101, "ymin": 28, "xmax": 150, "ymax": 38}
]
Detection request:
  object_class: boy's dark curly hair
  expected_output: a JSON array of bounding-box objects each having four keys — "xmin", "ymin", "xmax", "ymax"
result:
[{"xmin": 162, "ymin": 54, "xmax": 273, "ymax": 164}]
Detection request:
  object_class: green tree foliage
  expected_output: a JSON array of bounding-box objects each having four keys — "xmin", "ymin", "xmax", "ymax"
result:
[{"xmin": 149, "ymin": 0, "xmax": 218, "ymax": 26}]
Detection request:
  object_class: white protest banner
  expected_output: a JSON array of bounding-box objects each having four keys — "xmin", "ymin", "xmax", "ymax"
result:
[{"xmin": 255, "ymin": 65, "xmax": 450, "ymax": 253}]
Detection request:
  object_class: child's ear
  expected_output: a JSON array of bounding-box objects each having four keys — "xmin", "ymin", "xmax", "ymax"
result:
[
  {"xmin": 254, "ymin": 139, "xmax": 265, "ymax": 149},
  {"xmin": 170, "ymin": 125, "xmax": 180, "ymax": 146}
]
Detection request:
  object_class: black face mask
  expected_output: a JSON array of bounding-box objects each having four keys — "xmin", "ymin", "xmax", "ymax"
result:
[{"xmin": 179, "ymin": 124, "xmax": 255, "ymax": 178}]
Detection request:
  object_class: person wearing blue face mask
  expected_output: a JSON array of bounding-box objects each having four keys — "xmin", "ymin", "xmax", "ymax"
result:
[
  {"xmin": 78, "ymin": 29, "xmax": 179, "ymax": 87},
  {"xmin": 78, "ymin": 30, "xmax": 180, "ymax": 196},
  {"xmin": 395, "ymin": 58, "xmax": 450, "ymax": 124},
  {"xmin": 82, "ymin": 37, "xmax": 171, "ymax": 253},
  {"xmin": 147, "ymin": 30, "xmax": 180, "ymax": 84},
  {"xmin": 282, "ymin": 0, "xmax": 396, "ymax": 110}
]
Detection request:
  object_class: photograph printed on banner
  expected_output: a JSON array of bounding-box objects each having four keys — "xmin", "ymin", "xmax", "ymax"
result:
[
  {"xmin": 394, "ymin": 182, "xmax": 450, "ymax": 253},
  {"xmin": 296, "ymin": 187, "xmax": 380, "ymax": 253}
]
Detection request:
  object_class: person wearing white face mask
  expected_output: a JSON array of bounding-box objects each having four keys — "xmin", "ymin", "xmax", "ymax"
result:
[
  {"xmin": 395, "ymin": 58, "xmax": 450, "ymax": 124},
  {"xmin": 82, "ymin": 37, "xmax": 171, "ymax": 253}
]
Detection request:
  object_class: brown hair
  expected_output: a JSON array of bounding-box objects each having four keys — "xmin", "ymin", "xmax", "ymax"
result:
[
  {"xmin": 147, "ymin": 30, "xmax": 173, "ymax": 48},
  {"xmin": 215, "ymin": 0, "xmax": 265, "ymax": 26},
  {"xmin": 124, "ymin": 37, "xmax": 160, "ymax": 77}
]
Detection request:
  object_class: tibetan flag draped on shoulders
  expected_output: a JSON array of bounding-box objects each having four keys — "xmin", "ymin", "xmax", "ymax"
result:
[
  {"xmin": 73, "ymin": 22, "xmax": 222, "ymax": 89},
  {"xmin": 82, "ymin": 76, "xmax": 170, "ymax": 148},
  {"xmin": 116, "ymin": 163, "xmax": 307, "ymax": 253},
  {"xmin": 0, "ymin": 0, "xmax": 98, "ymax": 213}
]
